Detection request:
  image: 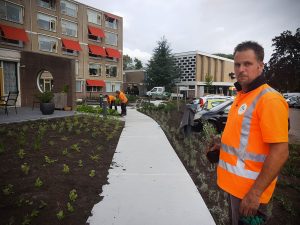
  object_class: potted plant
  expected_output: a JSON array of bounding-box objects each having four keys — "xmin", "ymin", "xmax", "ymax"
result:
[{"xmin": 36, "ymin": 91, "xmax": 55, "ymax": 115}]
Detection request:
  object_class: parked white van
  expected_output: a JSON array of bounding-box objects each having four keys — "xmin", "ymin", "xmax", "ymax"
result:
[{"xmin": 282, "ymin": 93, "xmax": 300, "ymax": 99}]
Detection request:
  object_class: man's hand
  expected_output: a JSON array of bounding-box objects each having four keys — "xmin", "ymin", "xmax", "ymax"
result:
[{"xmin": 239, "ymin": 190, "xmax": 260, "ymax": 216}]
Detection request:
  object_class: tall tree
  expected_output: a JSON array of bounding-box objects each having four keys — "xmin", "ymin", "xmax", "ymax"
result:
[
  {"xmin": 134, "ymin": 58, "xmax": 143, "ymax": 69},
  {"xmin": 265, "ymin": 28, "xmax": 300, "ymax": 92},
  {"xmin": 204, "ymin": 73, "xmax": 213, "ymax": 93},
  {"xmin": 145, "ymin": 37, "xmax": 180, "ymax": 92},
  {"xmin": 123, "ymin": 54, "xmax": 133, "ymax": 70}
]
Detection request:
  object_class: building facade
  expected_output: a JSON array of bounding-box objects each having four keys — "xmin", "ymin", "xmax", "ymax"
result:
[
  {"xmin": 0, "ymin": 0, "xmax": 123, "ymax": 106},
  {"xmin": 174, "ymin": 51, "xmax": 236, "ymax": 98},
  {"xmin": 123, "ymin": 69, "xmax": 147, "ymax": 96}
]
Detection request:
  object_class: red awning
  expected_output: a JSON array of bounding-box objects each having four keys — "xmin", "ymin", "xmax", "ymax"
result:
[
  {"xmin": 106, "ymin": 48, "xmax": 121, "ymax": 58},
  {"xmin": 86, "ymin": 79, "xmax": 106, "ymax": 87},
  {"xmin": 88, "ymin": 44, "xmax": 106, "ymax": 56},
  {"xmin": 61, "ymin": 38, "xmax": 82, "ymax": 51},
  {"xmin": 105, "ymin": 13, "xmax": 119, "ymax": 20},
  {"xmin": 0, "ymin": 24, "xmax": 29, "ymax": 42},
  {"xmin": 88, "ymin": 25, "xmax": 105, "ymax": 38}
]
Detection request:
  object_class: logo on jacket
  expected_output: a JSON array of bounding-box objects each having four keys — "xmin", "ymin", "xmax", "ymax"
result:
[{"xmin": 238, "ymin": 103, "xmax": 247, "ymax": 115}]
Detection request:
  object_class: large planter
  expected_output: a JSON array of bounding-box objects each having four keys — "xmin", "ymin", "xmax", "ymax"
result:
[
  {"xmin": 40, "ymin": 102, "xmax": 55, "ymax": 115},
  {"xmin": 53, "ymin": 93, "xmax": 67, "ymax": 109}
]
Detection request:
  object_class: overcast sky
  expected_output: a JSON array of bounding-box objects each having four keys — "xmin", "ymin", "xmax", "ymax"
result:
[{"xmin": 77, "ymin": 0, "xmax": 300, "ymax": 65}]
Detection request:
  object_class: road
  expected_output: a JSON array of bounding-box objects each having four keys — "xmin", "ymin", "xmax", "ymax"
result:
[{"xmin": 289, "ymin": 108, "xmax": 300, "ymax": 144}]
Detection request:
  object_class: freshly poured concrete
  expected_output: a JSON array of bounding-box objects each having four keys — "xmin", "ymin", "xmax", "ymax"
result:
[{"xmin": 87, "ymin": 108, "xmax": 216, "ymax": 225}]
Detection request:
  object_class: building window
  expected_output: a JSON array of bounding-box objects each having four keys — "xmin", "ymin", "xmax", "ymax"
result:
[
  {"xmin": 0, "ymin": 33, "xmax": 23, "ymax": 47},
  {"xmin": 75, "ymin": 80, "xmax": 83, "ymax": 92},
  {"xmin": 60, "ymin": 0, "xmax": 77, "ymax": 17},
  {"xmin": 105, "ymin": 65, "xmax": 117, "ymax": 77},
  {"xmin": 0, "ymin": 1, "xmax": 23, "ymax": 24},
  {"xmin": 37, "ymin": 70, "xmax": 53, "ymax": 92},
  {"xmin": 36, "ymin": 0, "xmax": 55, "ymax": 10},
  {"xmin": 105, "ymin": 15, "xmax": 117, "ymax": 29},
  {"xmin": 106, "ymin": 82, "xmax": 120, "ymax": 92},
  {"xmin": 37, "ymin": 13, "xmax": 56, "ymax": 32},
  {"xmin": 62, "ymin": 48, "xmax": 78, "ymax": 56},
  {"xmin": 2, "ymin": 61, "xmax": 18, "ymax": 94},
  {"xmin": 61, "ymin": 19, "xmax": 77, "ymax": 37},
  {"xmin": 86, "ymin": 86, "xmax": 102, "ymax": 92},
  {"xmin": 89, "ymin": 63, "xmax": 101, "ymax": 76},
  {"xmin": 87, "ymin": 9, "xmax": 101, "ymax": 25},
  {"xmin": 38, "ymin": 35, "xmax": 57, "ymax": 53},
  {"xmin": 75, "ymin": 60, "xmax": 79, "ymax": 76},
  {"xmin": 105, "ymin": 32, "xmax": 117, "ymax": 46}
]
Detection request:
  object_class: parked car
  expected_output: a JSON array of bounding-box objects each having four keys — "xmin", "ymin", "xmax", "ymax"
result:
[
  {"xmin": 286, "ymin": 96, "xmax": 300, "ymax": 107},
  {"xmin": 192, "ymin": 99, "xmax": 233, "ymax": 133},
  {"xmin": 191, "ymin": 95, "xmax": 233, "ymax": 112}
]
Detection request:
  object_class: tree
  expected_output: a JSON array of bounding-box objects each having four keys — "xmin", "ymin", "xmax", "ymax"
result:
[
  {"xmin": 123, "ymin": 54, "xmax": 133, "ymax": 70},
  {"xmin": 145, "ymin": 37, "xmax": 181, "ymax": 92},
  {"xmin": 213, "ymin": 53, "xmax": 234, "ymax": 60},
  {"xmin": 134, "ymin": 58, "xmax": 143, "ymax": 69},
  {"xmin": 204, "ymin": 73, "xmax": 213, "ymax": 94},
  {"xmin": 265, "ymin": 28, "xmax": 300, "ymax": 92}
]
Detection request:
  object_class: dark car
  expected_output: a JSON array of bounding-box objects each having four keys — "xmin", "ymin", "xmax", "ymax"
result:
[{"xmin": 192, "ymin": 99, "xmax": 233, "ymax": 133}]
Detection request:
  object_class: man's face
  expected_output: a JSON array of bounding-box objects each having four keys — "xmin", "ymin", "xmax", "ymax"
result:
[{"xmin": 234, "ymin": 49, "xmax": 264, "ymax": 91}]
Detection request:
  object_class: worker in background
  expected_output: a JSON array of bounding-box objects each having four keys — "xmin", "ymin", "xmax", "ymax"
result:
[
  {"xmin": 105, "ymin": 95, "xmax": 117, "ymax": 111},
  {"xmin": 115, "ymin": 90, "xmax": 128, "ymax": 116}
]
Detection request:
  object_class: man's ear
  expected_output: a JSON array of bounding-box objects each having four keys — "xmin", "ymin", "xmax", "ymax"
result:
[{"xmin": 258, "ymin": 61, "xmax": 264, "ymax": 73}]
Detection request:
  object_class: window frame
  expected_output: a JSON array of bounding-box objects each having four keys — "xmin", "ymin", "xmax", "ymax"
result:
[
  {"xmin": 0, "ymin": 1, "xmax": 24, "ymax": 24},
  {"xmin": 89, "ymin": 63, "xmax": 102, "ymax": 76},
  {"xmin": 105, "ymin": 31, "xmax": 118, "ymax": 46},
  {"xmin": 75, "ymin": 80, "xmax": 84, "ymax": 92},
  {"xmin": 38, "ymin": 34, "xmax": 58, "ymax": 53},
  {"xmin": 105, "ymin": 64, "xmax": 118, "ymax": 77},
  {"xmin": 86, "ymin": 86, "xmax": 102, "ymax": 92},
  {"xmin": 37, "ymin": 12, "xmax": 57, "ymax": 32},
  {"xmin": 61, "ymin": 19, "xmax": 78, "ymax": 37},
  {"xmin": 87, "ymin": 9, "xmax": 101, "ymax": 25},
  {"xmin": 36, "ymin": 0, "xmax": 56, "ymax": 10},
  {"xmin": 105, "ymin": 15, "xmax": 118, "ymax": 29},
  {"xmin": 60, "ymin": 0, "xmax": 78, "ymax": 17}
]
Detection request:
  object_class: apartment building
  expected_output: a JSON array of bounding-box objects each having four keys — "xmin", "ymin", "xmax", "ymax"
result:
[
  {"xmin": 174, "ymin": 51, "xmax": 236, "ymax": 98},
  {"xmin": 0, "ymin": 0, "xmax": 123, "ymax": 107}
]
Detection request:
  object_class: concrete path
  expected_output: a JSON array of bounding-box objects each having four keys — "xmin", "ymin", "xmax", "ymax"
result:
[{"xmin": 87, "ymin": 108, "xmax": 215, "ymax": 225}]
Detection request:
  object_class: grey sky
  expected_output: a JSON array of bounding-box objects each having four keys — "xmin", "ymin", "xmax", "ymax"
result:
[{"xmin": 77, "ymin": 0, "xmax": 300, "ymax": 65}]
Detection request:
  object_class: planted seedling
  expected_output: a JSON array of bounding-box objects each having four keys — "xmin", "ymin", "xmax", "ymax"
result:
[
  {"xmin": 48, "ymin": 140, "xmax": 55, "ymax": 146},
  {"xmin": 31, "ymin": 209, "xmax": 39, "ymax": 217},
  {"xmin": 0, "ymin": 143, "xmax": 5, "ymax": 154},
  {"xmin": 61, "ymin": 136, "xmax": 68, "ymax": 141},
  {"xmin": 18, "ymin": 149, "xmax": 26, "ymax": 159},
  {"xmin": 71, "ymin": 143, "xmax": 80, "ymax": 152},
  {"xmin": 56, "ymin": 210, "xmax": 64, "ymax": 220},
  {"xmin": 90, "ymin": 153, "xmax": 100, "ymax": 162},
  {"xmin": 35, "ymin": 177, "xmax": 43, "ymax": 188},
  {"xmin": 21, "ymin": 163, "xmax": 30, "ymax": 175},
  {"xmin": 89, "ymin": 170, "xmax": 96, "ymax": 177},
  {"xmin": 67, "ymin": 202, "xmax": 75, "ymax": 212},
  {"xmin": 78, "ymin": 160, "xmax": 83, "ymax": 167},
  {"xmin": 38, "ymin": 200, "xmax": 47, "ymax": 209},
  {"xmin": 22, "ymin": 215, "xmax": 31, "ymax": 225},
  {"xmin": 51, "ymin": 123, "xmax": 57, "ymax": 130},
  {"xmin": 3, "ymin": 184, "xmax": 14, "ymax": 195},
  {"xmin": 69, "ymin": 189, "xmax": 78, "ymax": 202},
  {"xmin": 44, "ymin": 156, "xmax": 57, "ymax": 164},
  {"xmin": 63, "ymin": 164, "xmax": 70, "ymax": 173},
  {"xmin": 33, "ymin": 136, "xmax": 41, "ymax": 151},
  {"xmin": 62, "ymin": 148, "xmax": 68, "ymax": 156}
]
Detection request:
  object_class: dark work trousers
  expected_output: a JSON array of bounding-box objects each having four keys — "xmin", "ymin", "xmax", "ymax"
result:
[
  {"xmin": 121, "ymin": 102, "xmax": 127, "ymax": 116},
  {"xmin": 230, "ymin": 194, "xmax": 268, "ymax": 225},
  {"xmin": 109, "ymin": 100, "xmax": 117, "ymax": 110}
]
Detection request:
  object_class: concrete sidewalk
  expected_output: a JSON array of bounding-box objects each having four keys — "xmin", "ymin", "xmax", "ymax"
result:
[{"xmin": 87, "ymin": 108, "xmax": 215, "ymax": 225}]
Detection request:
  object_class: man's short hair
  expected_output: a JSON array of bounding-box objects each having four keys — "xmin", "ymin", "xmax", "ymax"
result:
[
  {"xmin": 234, "ymin": 41, "xmax": 264, "ymax": 62},
  {"xmin": 115, "ymin": 90, "xmax": 120, "ymax": 94}
]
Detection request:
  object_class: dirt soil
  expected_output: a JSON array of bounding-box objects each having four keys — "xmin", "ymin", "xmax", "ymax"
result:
[{"xmin": 0, "ymin": 115, "xmax": 124, "ymax": 225}]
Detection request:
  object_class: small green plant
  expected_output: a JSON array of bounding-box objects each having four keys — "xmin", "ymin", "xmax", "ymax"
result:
[
  {"xmin": 69, "ymin": 189, "xmax": 78, "ymax": 202},
  {"xmin": 56, "ymin": 210, "xmax": 64, "ymax": 220},
  {"xmin": 67, "ymin": 202, "xmax": 75, "ymax": 212},
  {"xmin": 3, "ymin": 184, "xmax": 14, "ymax": 195},
  {"xmin": 33, "ymin": 136, "xmax": 41, "ymax": 151},
  {"xmin": 21, "ymin": 163, "xmax": 30, "ymax": 175},
  {"xmin": 44, "ymin": 156, "xmax": 57, "ymax": 164},
  {"xmin": 78, "ymin": 160, "xmax": 83, "ymax": 167},
  {"xmin": 38, "ymin": 200, "xmax": 47, "ymax": 209},
  {"xmin": 35, "ymin": 91, "xmax": 54, "ymax": 103},
  {"xmin": 75, "ymin": 129, "xmax": 81, "ymax": 135},
  {"xmin": 63, "ymin": 164, "xmax": 70, "ymax": 173},
  {"xmin": 89, "ymin": 170, "xmax": 96, "ymax": 177},
  {"xmin": 0, "ymin": 143, "xmax": 5, "ymax": 154},
  {"xmin": 62, "ymin": 148, "xmax": 68, "ymax": 156},
  {"xmin": 18, "ymin": 132, "xmax": 26, "ymax": 147},
  {"xmin": 71, "ymin": 143, "xmax": 80, "ymax": 152},
  {"xmin": 35, "ymin": 177, "xmax": 43, "ymax": 188},
  {"xmin": 21, "ymin": 215, "xmax": 31, "ymax": 225},
  {"xmin": 90, "ymin": 153, "xmax": 100, "ymax": 162},
  {"xmin": 51, "ymin": 123, "xmax": 57, "ymax": 130},
  {"xmin": 30, "ymin": 209, "xmax": 39, "ymax": 217},
  {"xmin": 48, "ymin": 140, "xmax": 55, "ymax": 146},
  {"xmin": 18, "ymin": 149, "xmax": 26, "ymax": 159},
  {"xmin": 61, "ymin": 136, "xmax": 68, "ymax": 141}
]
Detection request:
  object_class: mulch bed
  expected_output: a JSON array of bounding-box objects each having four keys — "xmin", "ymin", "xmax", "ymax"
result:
[{"xmin": 0, "ymin": 115, "xmax": 124, "ymax": 225}]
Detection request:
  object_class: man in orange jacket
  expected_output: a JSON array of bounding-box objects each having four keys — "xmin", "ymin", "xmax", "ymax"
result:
[
  {"xmin": 105, "ymin": 95, "xmax": 117, "ymax": 110},
  {"xmin": 210, "ymin": 41, "xmax": 289, "ymax": 224},
  {"xmin": 116, "ymin": 90, "xmax": 128, "ymax": 116}
]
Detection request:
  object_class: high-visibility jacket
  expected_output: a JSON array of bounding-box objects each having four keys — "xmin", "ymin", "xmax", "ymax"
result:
[
  {"xmin": 107, "ymin": 95, "xmax": 116, "ymax": 104},
  {"xmin": 117, "ymin": 91, "xmax": 128, "ymax": 103},
  {"xmin": 217, "ymin": 83, "xmax": 288, "ymax": 203}
]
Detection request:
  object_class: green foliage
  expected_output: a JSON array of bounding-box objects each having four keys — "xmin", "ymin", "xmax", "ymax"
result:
[
  {"xmin": 35, "ymin": 177, "xmax": 43, "ymax": 188},
  {"xmin": 56, "ymin": 210, "xmax": 64, "ymax": 220},
  {"xmin": 67, "ymin": 202, "xmax": 74, "ymax": 212},
  {"xmin": 146, "ymin": 36, "xmax": 181, "ymax": 92},
  {"xmin": 90, "ymin": 153, "xmax": 100, "ymax": 162},
  {"xmin": 282, "ymin": 144, "xmax": 300, "ymax": 177},
  {"xmin": 69, "ymin": 189, "xmax": 78, "ymax": 202},
  {"xmin": 35, "ymin": 91, "xmax": 54, "ymax": 103},
  {"xmin": 274, "ymin": 194, "xmax": 296, "ymax": 216},
  {"xmin": 265, "ymin": 28, "xmax": 300, "ymax": 92},
  {"xmin": 71, "ymin": 143, "xmax": 80, "ymax": 152},
  {"xmin": 3, "ymin": 184, "xmax": 14, "ymax": 195},
  {"xmin": 62, "ymin": 164, "xmax": 70, "ymax": 173},
  {"xmin": 62, "ymin": 148, "xmax": 68, "ymax": 156},
  {"xmin": 44, "ymin": 156, "xmax": 57, "ymax": 164},
  {"xmin": 123, "ymin": 54, "xmax": 143, "ymax": 70},
  {"xmin": 127, "ymin": 95, "xmax": 138, "ymax": 103},
  {"xmin": 18, "ymin": 149, "xmax": 26, "ymax": 159},
  {"xmin": 31, "ymin": 209, "xmax": 39, "ymax": 217},
  {"xmin": 89, "ymin": 170, "xmax": 96, "ymax": 177},
  {"xmin": 21, "ymin": 163, "xmax": 30, "ymax": 175},
  {"xmin": 78, "ymin": 160, "xmax": 83, "ymax": 167}
]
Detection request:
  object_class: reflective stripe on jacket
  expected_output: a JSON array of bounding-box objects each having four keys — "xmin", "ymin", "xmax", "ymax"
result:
[{"xmin": 217, "ymin": 84, "xmax": 288, "ymax": 203}]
